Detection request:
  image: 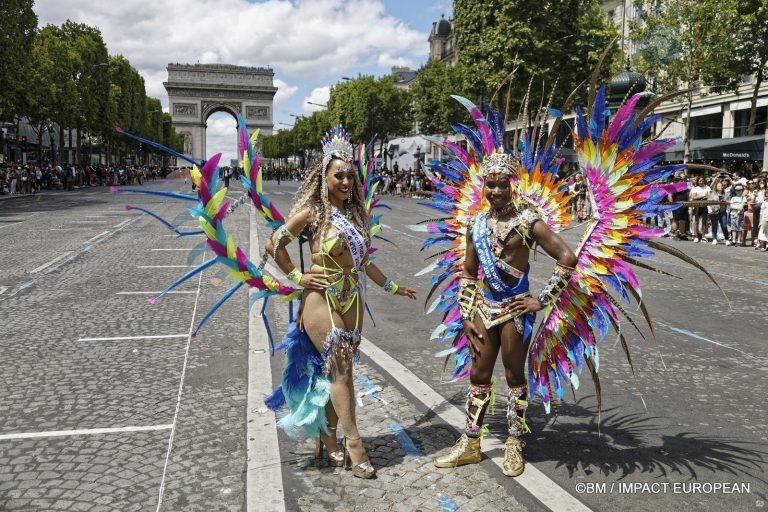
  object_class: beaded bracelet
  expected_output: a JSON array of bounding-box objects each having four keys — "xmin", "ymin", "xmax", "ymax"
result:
[
  {"xmin": 536, "ymin": 263, "xmax": 574, "ymax": 308},
  {"xmin": 270, "ymin": 225, "xmax": 297, "ymax": 259},
  {"xmin": 287, "ymin": 268, "xmax": 303, "ymax": 285},
  {"xmin": 383, "ymin": 278, "xmax": 399, "ymax": 295},
  {"xmin": 458, "ymin": 277, "xmax": 479, "ymax": 321}
]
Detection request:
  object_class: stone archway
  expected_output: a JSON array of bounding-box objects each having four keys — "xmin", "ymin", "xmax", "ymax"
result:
[{"xmin": 163, "ymin": 63, "xmax": 277, "ymax": 162}]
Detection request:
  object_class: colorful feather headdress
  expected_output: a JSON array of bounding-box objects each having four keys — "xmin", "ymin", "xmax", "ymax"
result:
[{"xmin": 321, "ymin": 125, "xmax": 354, "ymax": 172}]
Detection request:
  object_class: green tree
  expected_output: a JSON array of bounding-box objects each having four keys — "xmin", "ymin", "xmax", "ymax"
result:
[
  {"xmin": 699, "ymin": 0, "xmax": 768, "ymax": 135},
  {"xmin": 632, "ymin": 0, "xmax": 720, "ymax": 160},
  {"xmin": 0, "ymin": 0, "xmax": 37, "ymax": 121},
  {"xmin": 47, "ymin": 21, "xmax": 110, "ymax": 164},
  {"xmin": 410, "ymin": 59, "xmax": 467, "ymax": 135},
  {"xmin": 327, "ymin": 75, "xmax": 412, "ymax": 159},
  {"xmin": 453, "ymin": 0, "xmax": 618, "ymax": 119},
  {"xmin": 108, "ymin": 54, "xmax": 147, "ymax": 164},
  {"xmin": 18, "ymin": 26, "xmax": 62, "ymax": 161}
]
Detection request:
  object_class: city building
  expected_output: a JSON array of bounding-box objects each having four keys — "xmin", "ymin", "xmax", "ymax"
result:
[{"xmin": 428, "ymin": 15, "xmax": 456, "ymax": 66}]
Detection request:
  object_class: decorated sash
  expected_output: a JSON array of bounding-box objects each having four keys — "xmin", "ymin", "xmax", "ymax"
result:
[
  {"xmin": 472, "ymin": 212, "xmax": 535, "ymax": 342},
  {"xmin": 329, "ymin": 207, "xmax": 369, "ymax": 304},
  {"xmin": 473, "ymin": 212, "xmax": 519, "ymax": 295}
]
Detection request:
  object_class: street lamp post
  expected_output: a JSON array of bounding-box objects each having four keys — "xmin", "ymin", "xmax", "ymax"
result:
[{"xmin": 306, "ymin": 101, "xmax": 328, "ymax": 109}]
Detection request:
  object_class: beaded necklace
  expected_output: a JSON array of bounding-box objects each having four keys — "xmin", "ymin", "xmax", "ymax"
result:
[{"xmin": 486, "ymin": 203, "xmax": 520, "ymax": 256}]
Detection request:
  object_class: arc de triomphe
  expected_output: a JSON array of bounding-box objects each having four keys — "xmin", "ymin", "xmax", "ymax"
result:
[{"xmin": 163, "ymin": 63, "xmax": 277, "ymax": 163}]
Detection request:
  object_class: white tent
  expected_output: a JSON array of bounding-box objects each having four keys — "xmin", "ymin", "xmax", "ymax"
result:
[{"xmin": 386, "ymin": 136, "xmax": 432, "ymax": 171}]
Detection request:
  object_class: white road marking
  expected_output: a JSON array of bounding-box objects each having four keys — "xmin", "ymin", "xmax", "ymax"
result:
[
  {"xmin": 115, "ymin": 291, "xmax": 196, "ymax": 295},
  {"xmin": 151, "ymin": 248, "xmax": 194, "ymax": 251},
  {"xmin": 113, "ymin": 219, "xmax": 131, "ymax": 228},
  {"xmin": 361, "ymin": 339, "xmax": 592, "ymax": 512},
  {"xmin": 85, "ymin": 230, "xmax": 110, "ymax": 243},
  {"xmin": 30, "ymin": 252, "xmax": 74, "ymax": 274},
  {"xmin": 0, "ymin": 286, "xmax": 7, "ymax": 295},
  {"xmin": 137, "ymin": 265, "xmax": 195, "ymax": 269},
  {"xmin": 76, "ymin": 334, "xmax": 189, "ymax": 342},
  {"xmin": 163, "ymin": 233, "xmax": 205, "ymax": 237},
  {"xmin": 155, "ymin": 259, "xmax": 203, "ymax": 511},
  {"xmin": 0, "ymin": 424, "xmax": 173, "ymax": 440},
  {"xmin": 69, "ymin": 220, "xmax": 108, "ymax": 223},
  {"xmin": 248, "ymin": 209, "xmax": 286, "ymax": 512}
]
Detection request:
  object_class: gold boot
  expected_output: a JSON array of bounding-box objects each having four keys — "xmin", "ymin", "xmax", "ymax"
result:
[
  {"xmin": 502, "ymin": 436, "xmax": 525, "ymax": 477},
  {"xmin": 434, "ymin": 434, "xmax": 482, "ymax": 468}
]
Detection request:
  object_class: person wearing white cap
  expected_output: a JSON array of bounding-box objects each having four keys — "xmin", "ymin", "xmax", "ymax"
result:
[{"xmin": 728, "ymin": 183, "xmax": 747, "ymax": 246}]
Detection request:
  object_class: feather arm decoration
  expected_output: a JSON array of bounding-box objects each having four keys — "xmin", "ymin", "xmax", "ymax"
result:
[
  {"xmin": 527, "ymin": 84, "xmax": 726, "ymax": 414},
  {"xmin": 115, "ymin": 122, "xmax": 300, "ymax": 336}
]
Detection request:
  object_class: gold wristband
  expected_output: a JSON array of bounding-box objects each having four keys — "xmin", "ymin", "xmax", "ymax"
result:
[{"xmin": 287, "ymin": 268, "xmax": 303, "ymax": 285}]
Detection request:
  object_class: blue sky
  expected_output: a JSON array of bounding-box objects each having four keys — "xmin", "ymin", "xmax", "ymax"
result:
[{"xmin": 34, "ymin": 0, "xmax": 453, "ymax": 164}]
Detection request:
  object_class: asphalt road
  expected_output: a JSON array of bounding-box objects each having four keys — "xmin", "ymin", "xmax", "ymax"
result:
[{"xmin": 0, "ymin": 178, "xmax": 765, "ymax": 512}]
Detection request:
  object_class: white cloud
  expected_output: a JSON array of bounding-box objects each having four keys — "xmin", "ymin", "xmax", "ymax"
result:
[
  {"xmin": 35, "ymin": 0, "xmax": 427, "ymax": 80},
  {"xmin": 206, "ymin": 114, "xmax": 239, "ymax": 165},
  {"xmin": 303, "ymin": 86, "xmax": 331, "ymax": 114},
  {"xmin": 273, "ymin": 79, "xmax": 299, "ymax": 109}
]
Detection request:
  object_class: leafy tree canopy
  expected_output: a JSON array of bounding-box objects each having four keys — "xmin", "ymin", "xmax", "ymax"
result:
[
  {"xmin": 453, "ymin": 0, "xmax": 619, "ymax": 122},
  {"xmin": 0, "ymin": 0, "xmax": 37, "ymax": 119}
]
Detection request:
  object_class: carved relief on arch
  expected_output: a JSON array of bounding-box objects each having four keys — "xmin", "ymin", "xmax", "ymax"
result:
[
  {"xmin": 181, "ymin": 131, "xmax": 193, "ymax": 154},
  {"xmin": 173, "ymin": 103, "xmax": 198, "ymax": 116},
  {"xmin": 246, "ymin": 106, "xmax": 270, "ymax": 120}
]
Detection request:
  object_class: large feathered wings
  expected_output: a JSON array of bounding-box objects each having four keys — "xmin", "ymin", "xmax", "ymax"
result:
[
  {"xmin": 527, "ymin": 84, "xmax": 724, "ymax": 414},
  {"xmin": 416, "ymin": 90, "xmax": 723, "ymax": 415},
  {"xmin": 114, "ymin": 117, "xmax": 387, "ymax": 336}
]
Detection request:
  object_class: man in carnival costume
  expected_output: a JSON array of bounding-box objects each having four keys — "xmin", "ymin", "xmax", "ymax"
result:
[{"xmin": 432, "ymin": 147, "xmax": 577, "ymax": 477}]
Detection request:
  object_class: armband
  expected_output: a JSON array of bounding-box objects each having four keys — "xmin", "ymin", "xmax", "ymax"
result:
[
  {"xmin": 270, "ymin": 225, "xmax": 297, "ymax": 259},
  {"xmin": 458, "ymin": 277, "xmax": 479, "ymax": 321},
  {"xmin": 287, "ymin": 268, "xmax": 303, "ymax": 285},
  {"xmin": 383, "ymin": 278, "xmax": 399, "ymax": 295},
  {"xmin": 536, "ymin": 263, "xmax": 574, "ymax": 308}
]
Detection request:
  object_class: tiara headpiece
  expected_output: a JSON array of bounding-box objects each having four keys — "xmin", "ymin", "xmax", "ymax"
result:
[
  {"xmin": 321, "ymin": 125, "xmax": 354, "ymax": 172},
  {"xmin": 480, "ymin": 152, "xmax": 518, "ymax": 178}
]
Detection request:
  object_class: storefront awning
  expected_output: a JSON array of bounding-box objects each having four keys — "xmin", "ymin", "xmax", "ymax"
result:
[{"xmin": 662, "ymin": 134, "xmax": 765, "ymax": 162}]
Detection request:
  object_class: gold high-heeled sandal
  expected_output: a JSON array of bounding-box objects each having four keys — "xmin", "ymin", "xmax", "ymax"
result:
[
  {"xmin": 343, "ymin": 436, "xmax": 376, "ymax": 479},
  {"xmin": 315, "ymin": 431, "xmax": 344, "ymax": 467}
]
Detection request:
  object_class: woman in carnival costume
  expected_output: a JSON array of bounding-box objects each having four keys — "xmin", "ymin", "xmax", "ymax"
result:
[
  {"xmin": 113, "ymin": 120, "xmax": 415, "ymax": 480},
  {"xmin": 417, "ymin": 64, "xmax": 723, "ymax": 477},
  {"xmin": 264, "ymin": 126, "xmax": 416, "ymax": 479}
]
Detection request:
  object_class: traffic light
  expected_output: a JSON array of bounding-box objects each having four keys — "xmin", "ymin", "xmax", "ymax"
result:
[{"xmin": 20, "ymin": 136, "xmax": 27, "ymax": 143}]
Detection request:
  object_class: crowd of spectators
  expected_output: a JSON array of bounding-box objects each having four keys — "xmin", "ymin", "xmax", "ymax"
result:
[
  {"xmin": 0, "ymin": 162, "xmax": 168, "ymax": 195},
  {"xmin": 570, "ymin": 168, "xmax": 768, "ymax": 251},
  {"xmin": 263, "ymin": 163, "xmax": 433, "ymax": 198}
]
